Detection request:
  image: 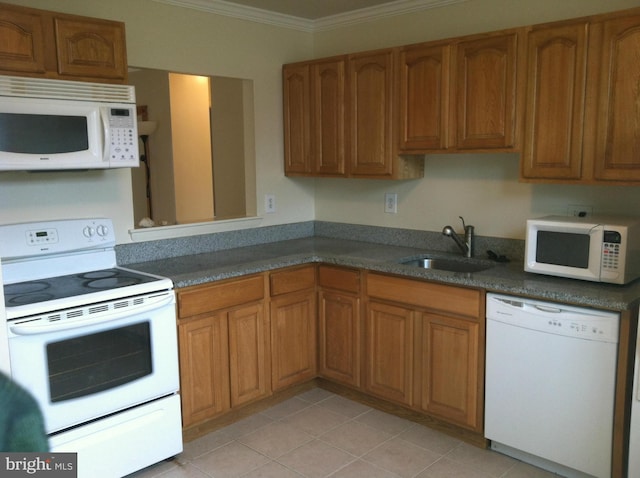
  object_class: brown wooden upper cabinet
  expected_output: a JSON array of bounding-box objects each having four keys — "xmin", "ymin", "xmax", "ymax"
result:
[
  {"xmin": 0, "ymin": 2, "xmax": 127, "ymax": 83},
  {"xmin": 283, "ymin": 50, "xmax": 424, "ymax": 179},
  {"xmin": 522, "ymin": 11, "xmax": 640, "ymax": 183},
  {"xmin": 283, "ymin": 57, "xmax": 346, "ymax": 176},
  {"xmin": 591, "ymin": 13, "xmax": 640, "ymax": 182},
  {"xmin": 399, "ymin": 29, "xmax": 524, "ymax": 153},
  {"xmin": 521, "ymin": 21, "xmax": 589, "ymax": 180}
]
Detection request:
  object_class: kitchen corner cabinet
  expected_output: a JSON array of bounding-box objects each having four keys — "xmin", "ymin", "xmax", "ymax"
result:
[
  {"xmin": 269, "ymin": 266, "xmax": 317, "ymax": 391},
  {"xmin": 177, "ymin": 274, "xmax": 270, "ymax": 428},
  {"xmin": 366, "ymin": 273, "xmax": 484, "ymax": 431},
  {"xmin": 283, "ymin": 51, "xmax": 424, "ymax": 179},
  {"xmin": 318, "ymin": 265, "xmax": 362, "ymax": 388},
  {"xmin": 0, "ymin": 2, "xmax": 127, "ymax": 83},
  {"xmin": 347, "ymin": 49, "xmax": 423, "ymax": 179},
  {"xmin": 399, "ymin": 30, "xmax": 524, "ymax": 154}
]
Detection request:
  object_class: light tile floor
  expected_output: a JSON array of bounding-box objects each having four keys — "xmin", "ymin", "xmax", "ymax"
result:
[{"xmin": 129, "ymin": 388, "xmax": 556, "ymax": 478}]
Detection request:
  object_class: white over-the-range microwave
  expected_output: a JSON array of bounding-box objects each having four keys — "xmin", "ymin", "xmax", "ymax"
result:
[
  {"xmin": 525, "ymin": 215, "xmax": 640, "ymax": 284},
  {"xmin": 0, "ymin": 75, "xmax": 139, "ymax": 171}
]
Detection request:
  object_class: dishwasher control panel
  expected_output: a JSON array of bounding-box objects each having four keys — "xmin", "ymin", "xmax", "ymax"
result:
[{"xmin": 486, "ymin": 293, "xmax": 619, "ymax": 343}]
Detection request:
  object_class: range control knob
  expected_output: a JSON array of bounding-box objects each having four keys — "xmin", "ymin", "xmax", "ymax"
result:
[
  {"xmin": 83, "ymin": 226, "xmax": 95, "ymax": 238},
  {"xmin": 96, "ymin": 224, "xmax": 109, "ymax": 237}
]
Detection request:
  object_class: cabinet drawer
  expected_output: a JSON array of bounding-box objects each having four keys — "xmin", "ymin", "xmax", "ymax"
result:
[
  {"xmin": 318, "ymin": 265, "xmax": 360, "ymax": 293},
  {"xmin": 178, "ymin": 275, "xmax": 265, "ymax": 318},
  {"xmin": 270, "ymin": 266, "xmax": 315, "ymax": 296},
  {"xmin": 366, "ymin": 273, "xmax": 482, "ymax": 319}
]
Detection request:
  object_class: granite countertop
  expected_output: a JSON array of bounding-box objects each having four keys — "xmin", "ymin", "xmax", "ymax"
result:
[{"xmin": 126, "ymin": 236, "xmax": 640, "ymax": 312}]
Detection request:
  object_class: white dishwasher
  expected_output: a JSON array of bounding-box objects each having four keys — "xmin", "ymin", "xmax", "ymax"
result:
[{"xmin": 485, "ymin": 293, "xmax": 619, "ymax": 478}]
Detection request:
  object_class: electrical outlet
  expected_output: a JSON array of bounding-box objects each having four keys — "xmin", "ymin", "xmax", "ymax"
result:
[
  {"xmin": 385, "ymin": 193, "xmax": 398, "ymax": 214},
  {"xmin": 264, "ymin": 194, "xmax": 276, "ymax": 213},
  {"xmin": 567, "ymin": 204, "xmax": 593, "ymax": 217}
]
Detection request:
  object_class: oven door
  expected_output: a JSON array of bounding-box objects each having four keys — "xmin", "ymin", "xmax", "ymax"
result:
[{"xmin": 7, "ymin": 291, "xmax": 179, "ymax": 434}]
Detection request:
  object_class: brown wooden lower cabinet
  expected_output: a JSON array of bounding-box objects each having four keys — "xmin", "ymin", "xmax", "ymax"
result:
[
  {"xmin": 318, "ymin": 289, "xmax": 361, "ymax": 387},
  {"xmin": 318, "ymin": 265, "xmax": 362, "ymax": 388},
  {"xmin": 365, "ymin": 300, "xmax": 415, "ymax": 406},
  {"xmin": 178, "ymin": 311, "xmax": 230, "ymax": 427},
  {"xmin": 365, "ymin": 272, "xmax": 484, "ymax": 432},
  {"xmin": 177, "ymin": 266, "xmax": 484, "ymax": 439},
  {"xmin": 177, "ymin": 274, "xmax": 270, "ymax": 428},
  {"xmin": 420, "ymin": 312, "xmax": 481, "ymax": 430},
  {"xmin": 269, "ymin": 266, "xmax": 318, "ymax": 391}
]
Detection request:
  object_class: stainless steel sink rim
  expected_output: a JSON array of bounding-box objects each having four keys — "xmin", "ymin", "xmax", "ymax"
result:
[{"xmin": 399, "ymin": 256, "xmax": 494, "ymax": 273}]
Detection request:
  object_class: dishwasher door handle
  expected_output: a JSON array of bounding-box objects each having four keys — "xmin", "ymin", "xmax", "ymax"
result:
[{"xmin": 533, "ymin": 304, "xmax": 563, "ymax": 314}]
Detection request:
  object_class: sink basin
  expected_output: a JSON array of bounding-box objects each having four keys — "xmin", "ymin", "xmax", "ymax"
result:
[{"xmin": 400, "ymin": 257, "xmax": 492, "ymax": 273}]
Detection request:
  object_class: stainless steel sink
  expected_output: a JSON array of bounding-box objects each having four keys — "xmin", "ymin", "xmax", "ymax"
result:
[{"xmin": 400, "ymin": 257, "xmax": 493, "ymax": 273}]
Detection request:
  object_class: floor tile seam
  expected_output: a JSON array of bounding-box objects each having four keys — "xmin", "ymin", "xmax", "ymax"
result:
[
  {"xmin": 188, "ymin": 439, "xmax": 275, "ymax": 477},
  {"xmin": 314, "ymin": 404, "xmax": 375, "ymax": 422},
  {"xmin": 407, "ymin": 454, "xmax": 465, "ymax": 478},
  {"xmin": 314, "ymin": 430, "xmax": 395, "ymax": 459},
  {"xmin": 324, "ymin": 454, "xmax": 404, "ymax": 478},
  {"xmin": 389, "ymin": 430, "xmax": 460, "ymax": 457},
  {"xmin": 439, "ymin": 442, "xmax": 515, "ymax": 477},
  {"xmin": 237, "ymin": 430, "xmax": 317, "ymax": 460},
  {"xmin": 270, "ymin": 439, "xmax": 362, "ymax": 478},
  {"xmin": 237, "ymin": 458, "xmax": 305, "ymax": 478}
]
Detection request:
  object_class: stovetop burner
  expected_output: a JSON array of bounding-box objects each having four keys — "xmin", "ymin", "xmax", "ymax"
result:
[{"xmin": 3, "ymin": 268, "xmax": 161, "ymax": 308}]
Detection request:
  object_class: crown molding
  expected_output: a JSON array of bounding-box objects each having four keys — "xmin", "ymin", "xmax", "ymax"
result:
[
  {"xmin": 152, "ymin": 0, "xmax": 314, "ymax": 31},
  {"xmin": 314, "ymin": 0, "xmax": 469, "ymax": 31},
  {"xmin": 151, "ymin": 0, "xmax": 469, "ymax": 32}
]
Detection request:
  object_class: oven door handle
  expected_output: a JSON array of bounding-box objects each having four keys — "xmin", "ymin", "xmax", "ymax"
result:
[{"xmin": 9, "ymin": 293, "xmax": 174, "ymax": 336}]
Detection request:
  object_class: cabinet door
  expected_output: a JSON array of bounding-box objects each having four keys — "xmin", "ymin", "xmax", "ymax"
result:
[
  {"xmin": 399, "ymin": 43, "xmax": 450, "ymax": 151},
  {"xmin": 421, "ymin": 313, "xmax": 480, "ymax": 430},
  {"xmin": 283, "ymin": 63, "xmax": 311, "ymax": 175},
  {"xmin": 270, "ymin": 290, "xmax": 317, "ymax": 390},
  {"xmin": 318, "ymin": 290, "xmax": 361, "ymax": 387},
  {"xmin": 311, "ymin": 58, "xmax": 347, "ymax": 175},
  {"xmin": 593, "ymin": 14, "xmax": 640, "ymax": 181},
  {"xmin": 522, "ymin": 23, "xmax": 588, "ymax": 180},
  {"xmin": 228, "ymin": 303, "xmax": 270, "ymax": 407},
  {"xmin": 0, "ymin": 6, "xmax": 46, "ymax": 74},
  {"xmin": 453, "ymin": 32, "xmax": 521, "ymax": 150},
  {"xmin": 365, "ymin": 301, "xmax": 414, "ymax": 405},
  {"xmin": 348, "ymin": 50, "xmax": 395, "ymax": 177},
  {"xmin": 178, "ymin": 313, "xmax": 230, "ymax": 427},
  {"xmin": 53, "ymin": 16, "xmax": 127, "ymax": 81}
]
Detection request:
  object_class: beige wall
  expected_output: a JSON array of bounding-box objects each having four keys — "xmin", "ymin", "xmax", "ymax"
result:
[
  {"xmin": 310, "ymin": 0, "xmax": 640, "ymax": 240},
  {"xmin": 0, "ymin": 0, "xmax": 639, "ymax": 243},
  {"xmin": 0, "ymin": 0, "xmax": 314, "ymax": 243}
]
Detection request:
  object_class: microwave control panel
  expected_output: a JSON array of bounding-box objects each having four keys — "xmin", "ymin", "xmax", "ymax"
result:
[
  {"xmin": 106, "ymin": 107, "xmax": 138, "ymax": 164},
  {"xmin": 602, "ymin": 230, "xmax": 622, "ymax": 270}
]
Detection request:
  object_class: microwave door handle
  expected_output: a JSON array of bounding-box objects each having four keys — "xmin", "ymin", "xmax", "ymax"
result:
[
  {"xmin": 9, "ymin": 293, "xmax": 174, "ymax": 336},
  {"xmin": 100, "ymin": 107, "xmax": 111, "ymax": 162}
]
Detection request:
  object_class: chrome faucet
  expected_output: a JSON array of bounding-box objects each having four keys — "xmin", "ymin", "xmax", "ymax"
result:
[{"xmin": 442, "ymin": 216, "xmax": 474, "ymax": 258}]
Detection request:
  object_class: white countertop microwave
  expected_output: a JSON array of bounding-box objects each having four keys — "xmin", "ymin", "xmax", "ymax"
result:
[
  {"xmin": 525, "ymin": 215, "xmax": 640, "ymax": 284},
  {"xmin": 0, "ymin": 75, "xmax": 139, "ymax": 171}
]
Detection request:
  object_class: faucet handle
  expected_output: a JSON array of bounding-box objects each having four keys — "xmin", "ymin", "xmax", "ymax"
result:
[{"xmin": 459, "ymin": 216, "xmax": 467, "ymax": 230}]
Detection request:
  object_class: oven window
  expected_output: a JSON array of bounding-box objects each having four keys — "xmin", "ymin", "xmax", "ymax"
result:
[
  {"xmin": 46, "ymin": 322, "xmax": 152, "ymax": 402},
  {"xmin": 0, "ymin": 113, "xmax": 89, "ymax": 154},
  {"xmin": 536, "ymin": 231, "xmax": 590, "ymax": 268}
]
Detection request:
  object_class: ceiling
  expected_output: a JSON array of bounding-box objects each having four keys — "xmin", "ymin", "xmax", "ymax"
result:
[
  {"xmin": 217, "ymin": 0, "xmax": 400, "ymax": 20},
  {"xmin": 153, "ymin": 0, "xmax": 468, "ymax": 31}
]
